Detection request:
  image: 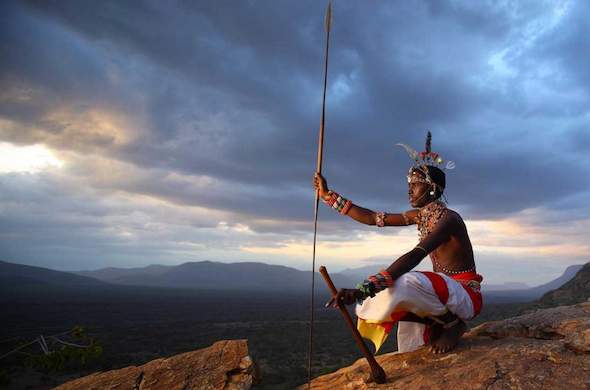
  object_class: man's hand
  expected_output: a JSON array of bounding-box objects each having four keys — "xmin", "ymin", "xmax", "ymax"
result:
[
  {"xmin": 325, "ymin": 288, "xmax": 363, "ymax": 308},
  {"xmin": 313, "ymin": 172, "xmax": 330, "ymax": 199}
]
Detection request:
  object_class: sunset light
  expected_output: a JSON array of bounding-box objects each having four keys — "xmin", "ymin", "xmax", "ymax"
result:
[
  {"xmin": 0, "ymin": 142, "xmax": 63, "ymax": 173},
  {"xmin": 2, "ymin": 2, "xmax": 589, "ymax": 387}
]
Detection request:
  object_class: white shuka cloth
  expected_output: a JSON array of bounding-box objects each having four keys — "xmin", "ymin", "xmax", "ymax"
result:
[{"xmin": 355, "ymin": 270, "xmax": 482, "ymax": 353}]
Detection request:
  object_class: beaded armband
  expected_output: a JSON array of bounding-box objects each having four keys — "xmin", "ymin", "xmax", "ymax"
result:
[
  {"xmin": 355, "ymin": 270, "xmax": 394, "ymax": 302},
  {"xmin": 415, "ymin": 245, "xmax": 428, "ymax": 255},
  {"xmin": 401, "ymin": 212, "xmax": 410, "ymax": 226},
  {"xmin": 323, "ymin": 190, "xmax": 353, "ymax": 215},
  {"xmin": 375, "ymin": 212, "xmax": 385, "ymax": 227}
]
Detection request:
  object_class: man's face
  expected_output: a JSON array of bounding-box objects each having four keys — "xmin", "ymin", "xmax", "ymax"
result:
[{"xmin": 408, "ymin": 180, "xmax": 430, "ymax": 208}]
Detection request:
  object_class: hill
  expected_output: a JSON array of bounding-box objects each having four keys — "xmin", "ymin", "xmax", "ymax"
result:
[
  {"xmin": 529, "ymin": 263, "xmax": 584, "ymax": 293},
  {"xmin": 477, "ymin": 263, "xmax": 584, "ymax": 303},
  {"xmin": 74, "ymin": 260, "xmax": 354, "ymax": 292},
  {"xmin": 537, "ymin": 262, "xmax": 590, "ymax": 307},
  {"xmin": 0, "ymin": 260, "xmax": 107, "ymax": 288}
]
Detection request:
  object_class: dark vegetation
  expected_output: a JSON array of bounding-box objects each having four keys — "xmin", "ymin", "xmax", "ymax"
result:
[
  {"xmin": 0, "ymin": 285, "xmax": 537, "ymax": 390},
  {"xmin": 1, "ymin": 286, "xmax": 373, "ymax": 389},
  {"xmin": 1, "ymin": 262, "xmax": 587, "ymax": 389}
]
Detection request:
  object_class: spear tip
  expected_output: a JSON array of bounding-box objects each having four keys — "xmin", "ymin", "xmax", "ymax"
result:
[{"xmin": 324, "ymin": 1, "xmax": 333, "ymax": 33}]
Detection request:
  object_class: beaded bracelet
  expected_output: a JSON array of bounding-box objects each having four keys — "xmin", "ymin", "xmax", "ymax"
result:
[
  {"xmin": 355, "ymin": 270, "xmax": 394, "ymax": 302},
  {"xmin": 323, "ymin": 190, "xmax": 353, "ymax": 215}
]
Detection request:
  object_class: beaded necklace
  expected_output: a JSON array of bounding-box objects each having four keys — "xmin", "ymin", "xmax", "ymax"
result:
[
  {"xmin": 417, "ymin": 200, "xmax": 476, "ymax": 275},
  {"xmin": 417, "ymin": 200, "xmax": 447, "ymax": 239}
]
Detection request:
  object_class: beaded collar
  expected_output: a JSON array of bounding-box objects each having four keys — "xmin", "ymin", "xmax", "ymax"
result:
[{"xmin": 417, "ymin": 200, "xmax": 447, "ymax": 239}]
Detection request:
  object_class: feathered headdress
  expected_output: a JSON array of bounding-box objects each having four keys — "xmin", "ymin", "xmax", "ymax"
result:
[{"xmin": 396, "ymin": 131, "xmax": 455, "ymax": 186}]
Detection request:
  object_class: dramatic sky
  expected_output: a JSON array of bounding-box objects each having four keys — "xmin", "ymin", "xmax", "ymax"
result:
[{"xmin": 1, "ymin": 0, "xmax": 588, "ymax": 284}]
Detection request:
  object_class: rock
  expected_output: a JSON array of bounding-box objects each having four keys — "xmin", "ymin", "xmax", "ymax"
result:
[
  {"xmin": 301, "ymin": 302, "xmax": 590, "ymax": 389},
  {"xmin": 55, "ymin": 339, "xmax": 256, "ymax": 390},
  {"xmin": 471, "ymin": 301, "xmax": 590, "ymax": 353}
]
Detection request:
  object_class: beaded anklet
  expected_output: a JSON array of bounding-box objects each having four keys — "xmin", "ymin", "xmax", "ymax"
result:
[
  {"xmin": 323, "ymin": 190, "xmax": 353, "ymax": 215},
  {"xmin": 355, "ymin": 270, "xmax": 394, "ymax": 302}
]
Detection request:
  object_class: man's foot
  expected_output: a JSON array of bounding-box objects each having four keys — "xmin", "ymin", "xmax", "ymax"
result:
[
  {"xmin": 429, "ymin": 319, "xmax": 467, "ymax": 354},
  {"xmin": 427, "ymin": 322, "xmax": 443, "ymax": 346}
]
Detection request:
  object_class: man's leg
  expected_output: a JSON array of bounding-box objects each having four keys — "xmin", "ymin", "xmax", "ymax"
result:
[
  {"xmin": 398, "ymin": 313, "xmax": 446, "ymax": 349},
  {"xmin": 398, "ymin": 312, "xmax": 429, "ymax": 324},
  {"xmin": 357, "ymin": 272, "xmax": 473, "ymax": 353}
]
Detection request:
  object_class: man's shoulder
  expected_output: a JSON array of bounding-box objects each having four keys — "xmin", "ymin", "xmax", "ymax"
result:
[{"xmin": 444, "ymin": 208, "xmax": 464, "ymax": 224}]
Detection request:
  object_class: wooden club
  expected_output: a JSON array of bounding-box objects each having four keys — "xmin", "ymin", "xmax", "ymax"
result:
[{"xmin": 319, "ymin": 266, "xmax": 387, "ymax": 384}]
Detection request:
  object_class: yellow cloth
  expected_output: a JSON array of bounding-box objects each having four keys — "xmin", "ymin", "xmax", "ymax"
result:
[{"xmin": 357, "ymin": 318, "xmax": 389, "ymax": 353}]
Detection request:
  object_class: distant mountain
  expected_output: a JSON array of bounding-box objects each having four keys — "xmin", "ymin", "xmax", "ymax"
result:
[
  {"xmin": 75, "ymin": 261, "xmax": 584, "ymax": 301},
  {"xmin": 483, "ymin": 282, "xmax": 530, "ymax": 291},
  {"xmin": 75, "ymin": 261, "xmax": 355, "ymax": 292},
  {"xmin": 4, "ymin": 259, "xmax": 583, "ymax": 303},
  {"xmin": 0, "ymin": 260, "xmax": 107, "ymax": 288},
  {"xmin": 528, "ymin": 264, "xmax": 584, "ymax": 295},
  {"xmin": 537, "ymin": 262, "xmax": 590, "ymax": 307},
  {"xmin": 76, "ymin": 264, "xmax": 171, "ymax": 284},
  {"xmin": 483, "ymin": 263, "xmax": 585, "ymax": 303}
]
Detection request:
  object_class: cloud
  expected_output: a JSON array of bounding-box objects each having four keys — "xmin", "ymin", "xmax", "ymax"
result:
[{"xmin": 0, "ymin": 0, "xmax": 588, "ymax": 279}]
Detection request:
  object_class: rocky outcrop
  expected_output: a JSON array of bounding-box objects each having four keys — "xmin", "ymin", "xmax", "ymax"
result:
[
  {"xmin": 55, "ymin": 339, "xmax": 256, "ymax": 390},
  {"xmin": 472, "ymin": 300, "xmax": 590, "ymax": 354},
  {"xmin": 302, "ymin": 302, "xmax": 590, "ymax": 389}
]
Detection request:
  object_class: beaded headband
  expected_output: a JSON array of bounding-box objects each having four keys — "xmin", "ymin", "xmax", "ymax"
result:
[{"xmin": 396, "ymin": 131, "xmax": 455, "ymax": 187}]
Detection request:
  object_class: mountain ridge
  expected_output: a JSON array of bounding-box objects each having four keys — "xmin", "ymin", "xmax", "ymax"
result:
[
  {"xmin": 0, "ymin": 259, "xmax": 355, "ymax": 294},
  {"xmin": 0, "ymin": 259, "xmax": 107, "ymax": 287},
  {"xmin": 1, "ymin": 260, "xmax": 586, "ymax": 302},
  {"xmin": 537, "ymin": 262, "xmax": 590, "ymax": 307}
]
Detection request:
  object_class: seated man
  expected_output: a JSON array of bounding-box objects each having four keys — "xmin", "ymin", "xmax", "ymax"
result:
[{"xmin": 313, "ymin": 132, "xmax": 482, "ymax": 354}]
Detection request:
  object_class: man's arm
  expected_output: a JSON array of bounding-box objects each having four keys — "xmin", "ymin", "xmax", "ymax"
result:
[
  {"xmin": 386, "ymin": 212, "xmax": 458, "ymax": 279},
  {"xmin": 346, "ymin": 206, "xmax": 418, "ymax": 226},
  {"xmin": 314, "ymin": 172, "xmax": 418, "ymax": 226},
  {"xmin": 328, "ymin": 212, "xmax": 460, "ymax": 307}
]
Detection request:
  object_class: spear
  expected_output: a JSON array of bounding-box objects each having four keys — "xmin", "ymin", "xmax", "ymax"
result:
[
  {"xmin": 307, "ymin": 0, "xmax": 332, "ymax": 385},
  {"xmin": 307, "ymin": 2, "xmax": 387, "ymax": 386}
]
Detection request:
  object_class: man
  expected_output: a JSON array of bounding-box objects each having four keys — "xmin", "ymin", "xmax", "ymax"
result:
[{"xmin": 313, "ymin": 133, "xmax": 482, "ymax": 354}]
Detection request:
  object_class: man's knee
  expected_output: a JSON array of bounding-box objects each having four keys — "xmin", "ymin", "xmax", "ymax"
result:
[
  {"xmin": 392, "ymin": 272, "xmax": 429, "ymax": 306},
  {"xmin": 395, "ymin": 272, "xmax": 424, "ymax": 290}
]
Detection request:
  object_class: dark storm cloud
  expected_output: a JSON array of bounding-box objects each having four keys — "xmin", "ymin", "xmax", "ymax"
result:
[{"xmin": 1, "ymin": 0, "xmax": 590, "ymax": 270}]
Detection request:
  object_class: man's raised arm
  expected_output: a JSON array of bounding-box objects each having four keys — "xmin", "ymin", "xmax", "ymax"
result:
[
  {"xmin": 313, "ymin": 172, "xmax": 417, "ymax": 226},
  {"xmin": 346, "ymin": 206, "xmax": 418, "ymax": 227}
]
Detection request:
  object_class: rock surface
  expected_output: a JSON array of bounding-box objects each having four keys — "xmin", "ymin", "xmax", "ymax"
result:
[
  {"xmin": 302, "ymin": 302, "xmax": 590, "ymax": 389},
  {"xmin": 55, "ymin": 339, "xmax": 256, "ymax": 390}
]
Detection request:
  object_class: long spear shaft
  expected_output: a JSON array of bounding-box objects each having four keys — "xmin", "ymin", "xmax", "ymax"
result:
[{"xmin": 308, "ymin": 0, "xmax": 332, "ymax": 385}]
